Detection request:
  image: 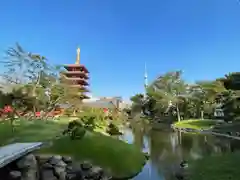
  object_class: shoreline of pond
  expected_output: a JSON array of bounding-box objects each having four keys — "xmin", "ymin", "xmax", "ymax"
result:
[{"xmin": 172, "ymin": 125, "xmax": 240, "ymax": 140}]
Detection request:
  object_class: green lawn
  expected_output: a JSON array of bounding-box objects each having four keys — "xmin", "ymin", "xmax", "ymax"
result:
[
  {"xmin": 187, "ymin": 152, "xmax": 240, "ymax": 180},
  {"xmin": 213, "ymin": 122, "xmax": 240, "ymax": 133},
  {"xmin": 0, "ymin": 119, "xmax": 145, "ymax": 178},
  {"xmin": 174, "ymin": 119, "xmax": 218, "ymax": 130}
]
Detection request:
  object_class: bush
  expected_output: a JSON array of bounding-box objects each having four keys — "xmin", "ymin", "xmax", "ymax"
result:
[
  {"xmin": 62, "ymin": 120, "xmax": 86, "ymax": 140},
  {"xmin": 81, "ymin": 115, "xmax": 97, "ymax": 131},
  {"xmin": 107, "ymin": 122, "xmax": 123, "ymax": 136}
]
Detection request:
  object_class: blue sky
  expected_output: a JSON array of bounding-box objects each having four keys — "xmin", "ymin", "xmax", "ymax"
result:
[{"xmin": 1, "ymin": 0, "xmax": 240, "ymax": 100}]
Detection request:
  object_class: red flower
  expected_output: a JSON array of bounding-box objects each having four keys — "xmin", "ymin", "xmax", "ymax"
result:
[
  {"xmin": 35, "ymin": 112, "xmax": 41, "ymax": 117},
  {"xmin": 4, "ymin": 105, "xmax": 13, "ymax": 113}
]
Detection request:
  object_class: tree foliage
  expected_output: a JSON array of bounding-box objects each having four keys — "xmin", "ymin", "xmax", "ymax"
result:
[
  {"xmin": 0, "ymin": 43, "xmax": 83, "ymax": 119},
  {"xmin": 130, "ymin": 70, "xmax": 240, "ymax": 123}
]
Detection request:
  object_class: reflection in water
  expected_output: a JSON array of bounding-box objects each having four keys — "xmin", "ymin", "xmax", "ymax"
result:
[{"xmin": 120, "ymin": 123, "xmax": 240, "ymax": 180}]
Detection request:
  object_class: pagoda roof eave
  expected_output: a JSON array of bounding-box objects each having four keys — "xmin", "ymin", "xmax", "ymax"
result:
[
  {"xmin": 62, "ymin": 72, "xmax": 89, "ymax": 79},
  {"xmin": 64, "ymin": 77, "xmax": 89, "ymax": 84},
  {"xmin": 63, "ymin": 64, "xmax": 89, "ymax": 73}
]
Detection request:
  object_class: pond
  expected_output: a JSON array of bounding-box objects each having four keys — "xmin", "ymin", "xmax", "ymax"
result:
[{"xmin": 119, "ymin": 123, "xmax": 240, "ymax": 180}]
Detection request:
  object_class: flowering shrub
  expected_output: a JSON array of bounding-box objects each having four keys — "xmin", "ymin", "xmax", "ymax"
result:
[
  {"xmin": 4, "ymin": 105, "xmax": 13, "ymax": 113},
  {"xmin": 35, "ymin": 112, "xmax": 41, "ymax": 117}
]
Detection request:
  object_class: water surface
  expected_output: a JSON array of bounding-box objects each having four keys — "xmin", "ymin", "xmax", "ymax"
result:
[{"xmin": 120, "ymin": 124, "xmax": 240, "ymax": 180}]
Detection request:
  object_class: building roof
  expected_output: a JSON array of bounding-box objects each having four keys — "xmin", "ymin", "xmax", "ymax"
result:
[{"xmin": 83, "ymin": 99, "xmax": 116, "ymax": 109}]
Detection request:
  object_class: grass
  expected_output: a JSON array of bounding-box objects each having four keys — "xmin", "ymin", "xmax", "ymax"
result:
[
  {"xmin": 213, "ymin": 122, "xmax": 240, "ymax": 133},
  {"xmin": 40, "ymin": 132, "xmax": 145, "ymax": 177},
  {"xmin": 0, "ymin": 118, "xmax": 145, "ymax": 178},
  {"xmin": 174, "ymin": 119, "xmax": 218, "ymax": 130},
  {"xmin": 187, "ymin": 152, "xmax": 240, "ymax": 180}
]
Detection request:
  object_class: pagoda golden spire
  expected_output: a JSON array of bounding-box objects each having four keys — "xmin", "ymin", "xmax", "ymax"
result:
[{"xmin": 75, "ymin": 47, "xmax": 80, "ymax": 64}]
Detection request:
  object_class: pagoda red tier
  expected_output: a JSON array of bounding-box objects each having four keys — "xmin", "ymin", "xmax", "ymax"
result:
[
  {"xmin": 62, "ymin": 61, "xmax": 90, "ymax": 99},
  {"xmin": 63, "ymin": 64, "xmax": 89, "ymax": 73}
]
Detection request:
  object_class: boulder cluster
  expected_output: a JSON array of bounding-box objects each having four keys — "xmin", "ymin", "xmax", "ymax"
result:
[{"xmin": 6, "ymin": 154, "xmax": 111, "ymax": 180}]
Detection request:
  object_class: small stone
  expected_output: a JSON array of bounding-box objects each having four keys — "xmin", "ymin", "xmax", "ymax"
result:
[
  {"xmin": 55, "ymin": 160, "xmax": 67, "ymax": 170},
  {"xmin": 101, "ymin": 176, "xmax": 112, "ymax": 180},
  {"xmin": 21, "ymin": 169, "xmax": 39, "ymax": 180},
  {"xmin": 91, "ymin": 166, "xmax": 103, "ymax": 175},
  {"xmin": 9, "ymin": 171, "xmax": 21, "ymax": 180},
  {"xmin": 66, "ymin": 163, "xmax": 83, "ymax": 179},
  {"xmin": 62, "ymin": 156, "xmax": 72, "ymax": 164},
  {"xmin": 85, "ymin": 166, "xmax": 104, "ymax": 180},
  {"xmin": 49, "ymin": 155, "xmax": 63, "ymax": 165},
  {"xmin": 58, "ymin": 171, "xmax": 67, "ymax": 180},
  {"xmin": 66, "ymin": 165, "xmax": 73, "ymax": 171},
  {"xmin": 36, "ymin": 154, "xmax": 53, "ymax": 164},
  {"xmin": 81, "ymin": 161, "xmax": 92, "ymax": 171},
  {"xmin": 54, "ymin": 161, "xmax": 67, "ymax": 179},
  {"xmin": 42, "ymin": 162, "xmax": 54, "ymax": 169},
  {"xmin": 66, "ymin": 173, "xmax": 77, "ymax": 180},
  {"xmin": 66, "ymin": 165, "xmax": 79, "ymax": 173},
  {"xmin": 41, "ymin": 169, "xmax": 57, "ymax": 180}
]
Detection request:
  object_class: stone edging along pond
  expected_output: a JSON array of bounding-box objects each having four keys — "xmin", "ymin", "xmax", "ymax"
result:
[
  {"xmin": 0, "ymin": 138, "xmax": 149, "ymax": 180},
  {"xmin": 2, "ymin": 153, "xmax": 149, "ymax": 180},
  {"xmin": 2, "ymin": 153, "xmax": 113, "ymax": 180}
]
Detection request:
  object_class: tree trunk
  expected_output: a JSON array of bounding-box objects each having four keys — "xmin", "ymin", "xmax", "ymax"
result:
[
  {"xmin": 201, "ymin": 110, "xmax": 204, "ymax": 120},
  {"xmin": 73, "ymin": 108, "xmax": 76, "ymax": 117},
  {"xmin": 176, "ymin": 104, "xmax": 181, "ymax": 122},
  {"xmin": 33, "ymin": 102, "xmax": 36, "ymax": 118},
  {"xmin": 32, "ymin": 72, "xmax": 41, "ymax": 118}
]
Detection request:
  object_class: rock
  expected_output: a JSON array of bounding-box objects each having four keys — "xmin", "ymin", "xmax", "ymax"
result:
[
  {"xmin": 66, "ymin": 170, "xmax": 83, "ymax": 180},
  {"xmin": 42, "ymin": 162, "xmax": 54, "ymax": 169},
  {"xmin": 62, "ymin": 156, "xmax": 72, "ymax": 164},
  {"xmin": 81, "ymin": 161, "xmax": 92, "ymax": 171},
  {"xmin": 53, "ymin": 160, "xmax": 67, "ymax": 179},
  {"xmin": 49, "ymin": 155, "xmax": 63, "ymax": 165},
  {"xmin": 36, "ymin": 154, "xmax": 53, "ymax": 164},
  {"xmin": 54, "ymin": 166, "xmax": 66, "ymax": 178},
  {"xmin": 85, "ymin": 166, "xmax": 104, "ymax": 180},
  {"xmin": 41, "ymin": 169, "xmax": 57, "ymax": 180},
  {"xmin": 55, "ymin": 160, "xmax": 67, "ymax": 168},
  {"xmin": 22, "ymin": 169, "xmax": 39, "ymax": 180},
  {"xmin": 9, "ymin": 171, "xmax": 21, "ymax": 180},
  {"xmin": 58, "ymin": 171, "xmax": 67, "ymax": 180},
  {"xmin": 66, "ymin": 173, "xmax": 76, "ymax": 180},
  {"xmin": 65, "ymin": 162, "xmax": 83, "ymax": 180},
  {"xmin": 66, "ymin": 163, "xmax": 81, "ymax": 172},
  {"xmin": 16, "ymin": 154, "xmax": 39, "ymax": 180},
  {"xmin": 17, "ymin": 154, "xmax": 38, "ymax": 169},
  {"xmin": 101, "ymin": 176, "xmax": 112, "ymax": 180}
]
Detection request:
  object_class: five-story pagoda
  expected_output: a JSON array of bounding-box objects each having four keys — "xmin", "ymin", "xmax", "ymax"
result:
[{"xmin": 62, "ymin": 47, "xmax": 89, "ymax": 100}]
